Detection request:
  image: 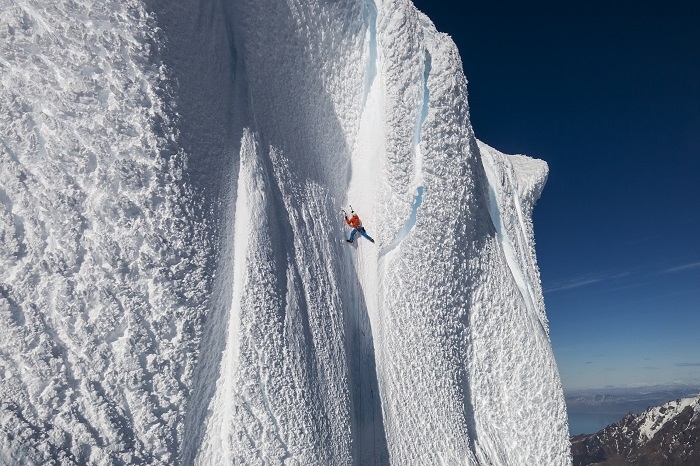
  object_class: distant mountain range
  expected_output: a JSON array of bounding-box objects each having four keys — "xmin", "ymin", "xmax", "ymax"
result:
[
  {"xmin": 566, "ymin": 384, "xmax": 700, "ymax": 414},
  {"xmin": 571, "ymin": 395, "xmax": 700, "ymax": 465}
]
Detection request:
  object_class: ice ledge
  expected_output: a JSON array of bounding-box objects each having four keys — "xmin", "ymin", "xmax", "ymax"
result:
[{"xmin": 478, "ymin": 140, "xmax": 548, "ymax": 216}]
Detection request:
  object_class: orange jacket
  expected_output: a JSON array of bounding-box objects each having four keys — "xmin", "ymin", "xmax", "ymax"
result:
[{"xmin": 346, "ymin": 214, "xmax": 362, "ymax": 228}]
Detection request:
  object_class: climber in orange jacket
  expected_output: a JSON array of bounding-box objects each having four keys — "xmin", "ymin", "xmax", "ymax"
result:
[{"xmin": 344, "ymin": 207, "xmax": 375, "ymax": 243}]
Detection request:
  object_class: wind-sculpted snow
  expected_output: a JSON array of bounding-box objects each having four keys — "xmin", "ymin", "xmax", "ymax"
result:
[
  {"xmin": 1, "ymin": 0, "xmax": 570, "ymax": 464},
  {"xmin": 0, "ymin": 0, "xmax": 232, "ymax": 463}
]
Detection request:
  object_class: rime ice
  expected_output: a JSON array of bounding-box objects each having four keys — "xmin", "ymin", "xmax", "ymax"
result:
[{"xmin": 0, "ymin": 0, "xmax": 570, "ymax": 464}]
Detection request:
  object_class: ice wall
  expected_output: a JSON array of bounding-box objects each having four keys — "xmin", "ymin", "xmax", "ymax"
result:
[
  {"xmin": 0, "ymin": 0, "xmax": 234, "ymax": 463},
  {"xmin": 196, "ymin": 0, "xmax": 571, "ymax": 464},
  {"xmin": 0, "ymin": 0, "xmax": 571, "ymax": 464}
]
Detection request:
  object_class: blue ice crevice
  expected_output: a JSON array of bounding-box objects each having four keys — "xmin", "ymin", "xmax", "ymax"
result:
[
  {"xmin": 362, "ymin": 0, "xmax": 378, "ymax": 105},
  {"xmin": 380, "ymin": 51, "xmax": 430, "ymax": 257},
  {"xmin": 380, "ymin": 186, "xmax": 424, "ymax": 257},
  {"xmin": 399, "ymin": 186, "xmax": 424, "ymax": 240},
  {"xmin": 416, "ymin": 51, "xmax": 431, "ymax": 145}
]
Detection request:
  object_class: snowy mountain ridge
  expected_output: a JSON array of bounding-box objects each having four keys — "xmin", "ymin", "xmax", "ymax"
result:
[
  {"xmin": 571, "ymin": 395, "xmax": 700, "ymax": 465},
  {"xmin": 1, "ymin": 0, "xmax": 570, "ymax": 464},
  {"xmin": 637, "ymin": 396, "xmax": 700, "ymax": 443}
]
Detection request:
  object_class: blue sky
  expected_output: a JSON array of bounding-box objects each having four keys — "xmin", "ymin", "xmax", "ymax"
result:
[{"xmin": 412, "ymin": 0, "xmax": 700, "ymax": 391}]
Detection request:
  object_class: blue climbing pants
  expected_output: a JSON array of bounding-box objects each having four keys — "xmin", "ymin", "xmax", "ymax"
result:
[{"xmin": 350, "ymin": 227, "xmax": 374, "ymax": 242}]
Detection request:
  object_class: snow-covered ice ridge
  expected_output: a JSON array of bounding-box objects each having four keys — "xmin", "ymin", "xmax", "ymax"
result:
[{"xmin": 0, "ymin": 0, "xmax": 570, "ymax": 464}]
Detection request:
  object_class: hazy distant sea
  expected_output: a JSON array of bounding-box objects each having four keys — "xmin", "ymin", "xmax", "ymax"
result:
[
  {"xmin": 566, "ymin": 384, "xmax": 700, "ymax": 437},
  {"xmin": 568, "ymin": 411, "xmax": 628, "ymax": 436}
]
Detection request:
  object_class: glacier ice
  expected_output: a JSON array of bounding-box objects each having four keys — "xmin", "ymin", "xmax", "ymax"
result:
[{"xmin": 0, "ymin": 0, "xmax": 571, "ymax": 464}]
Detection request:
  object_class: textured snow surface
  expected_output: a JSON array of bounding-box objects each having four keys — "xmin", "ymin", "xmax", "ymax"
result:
[
  {"xmin": 0, "ymin": 0, "xmax": 232, "ymax": 463},
  {"xmin": 1, "ymin": 0, "xmax": 570, "ymax": 464}
]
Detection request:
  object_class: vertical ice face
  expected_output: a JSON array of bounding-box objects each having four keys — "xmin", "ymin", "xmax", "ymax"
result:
[
  {"xmin": 0, "ymin": 0, "xmax": 234, "ymax": 464},
  {"xmin": 198, "ymin": 0, "xmax": 570, "ymax": 464},
  {"xmin": 0, "ymin": 0, "xmax": 570, "ymax": 464}
]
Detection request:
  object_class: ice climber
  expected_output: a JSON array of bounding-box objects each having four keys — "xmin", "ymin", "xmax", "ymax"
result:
[{"xmin": 344, "ymin": 207, "xmax": 375, "ymax": 244}]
